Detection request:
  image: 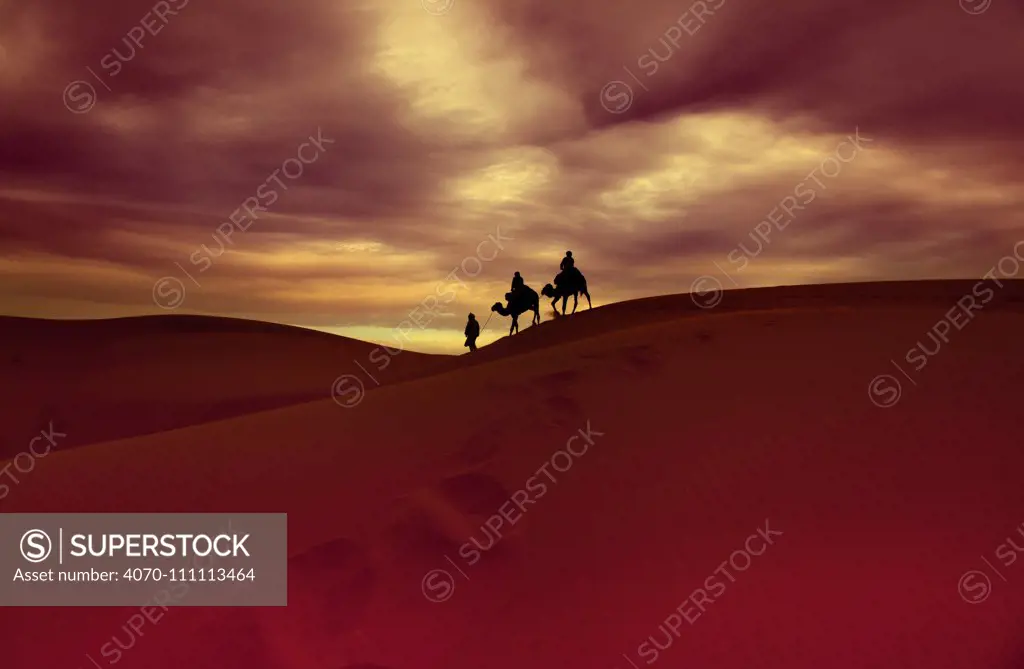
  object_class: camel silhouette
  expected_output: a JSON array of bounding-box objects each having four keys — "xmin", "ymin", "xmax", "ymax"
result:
[
  {"xmin": 542, "ymin": 269, "xmax": 592, "ymax": 315},
  {"xmin": 491, "ymin": 285, "xmax": 541, "ymax": 335}
]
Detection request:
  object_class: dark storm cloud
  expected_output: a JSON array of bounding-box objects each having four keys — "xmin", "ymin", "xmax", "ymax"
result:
[
  {"xmin": 0, "ymin": 0, "xmax": 1022, "ymax": 348},
  {"xmin": 483, "ymin": 0, "xmax": 1024, "ymax": 146},
  {"xmin": 0, "ymin": 0, "xmax": 459, "ymax": 215}
]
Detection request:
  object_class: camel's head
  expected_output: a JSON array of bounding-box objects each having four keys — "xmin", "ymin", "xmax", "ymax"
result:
[
  {"xmin": 490, "ymin": 302, "xmax": 503, "ymax": 312},
  {"xmin": 541, "ymin": 283, "xmax": 554, "ymax": 297}
]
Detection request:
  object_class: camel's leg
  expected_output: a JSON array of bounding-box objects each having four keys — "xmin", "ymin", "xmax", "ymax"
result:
[
  {"xmin": 561, "ymin": 295, "xmax": 568, "ymax": 314},
  {"xmin": 551, "ymin": 297, "xmax": 560, "ymax": 314},
  {"xmin": 584, "ymin": 290, "xmax": 592, "ymax": 308},
  {"xmin": 533, "ymin": 307, "xmax": 540, "ymax": 325},
  {"xmin": 571, "ymin": 293, "xmax": 578, "ymax": 314}
]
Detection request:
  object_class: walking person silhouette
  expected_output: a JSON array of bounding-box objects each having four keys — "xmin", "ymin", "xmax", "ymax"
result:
[{"xmin": 464, "ymin": 313, "xmax": 480, "ymax": 352}]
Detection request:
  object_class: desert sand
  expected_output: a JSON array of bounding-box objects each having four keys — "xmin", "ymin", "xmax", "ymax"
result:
[
  {"xmin": 0, "ymin": 314, "xmax": 441, "ymax": 455},
  {"xmin": 1, "ymin": 280, "xmax": 1023, "ymax": 669}
]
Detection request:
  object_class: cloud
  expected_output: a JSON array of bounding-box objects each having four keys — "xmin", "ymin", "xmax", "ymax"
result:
[{"xmin": 0, "ymin": 0, "xmax": 1021, "ymax": 352}]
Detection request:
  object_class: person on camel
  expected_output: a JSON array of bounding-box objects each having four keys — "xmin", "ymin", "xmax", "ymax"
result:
[
  {"xmin": 545, "ymin": 249, "xmax": 591, "ymax": 314},
  {"xmin": 510, "ymin": 271, "xmax": 524, "ymax": 296},
  {"xmin": 555, "ymin": 251, "xmax": 577, "ymax": 288}
]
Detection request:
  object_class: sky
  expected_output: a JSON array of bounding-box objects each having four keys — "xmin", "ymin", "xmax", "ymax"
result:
[{"xmin": 0, "ymin": 0, "xmax": 1021, "ymax": 353}]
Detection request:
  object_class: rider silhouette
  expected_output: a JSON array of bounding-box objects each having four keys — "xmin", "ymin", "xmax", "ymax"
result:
[
  {"xmin": 510, "ymin": 271, "xmax": 524, "ymax": 294},
  {"xmin": 560, "ymin": 251, "xmax": 574, "ymax": 271}
]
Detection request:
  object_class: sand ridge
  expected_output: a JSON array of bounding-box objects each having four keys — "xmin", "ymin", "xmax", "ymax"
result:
[{"xmin": 1, "ymin": 280, "xmax": 1023, "ymax": 669}]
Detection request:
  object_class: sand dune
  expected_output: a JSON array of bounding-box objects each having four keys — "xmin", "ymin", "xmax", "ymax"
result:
[
  {"xmin": 0, "ymin": 314, "xmax": 442, "ymax": 455},
  {"xmin": 2, "ymin": 281, "xmax": 1023, "ymax": 669},
  {"xmin": 451, "ymin": 278, "xmax": 1024, "ymax": 364}
]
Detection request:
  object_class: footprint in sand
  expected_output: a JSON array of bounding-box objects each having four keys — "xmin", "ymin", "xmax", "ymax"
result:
[
  {"xmin": 452, "ymin": 380, "xmax": 583, "ymax": 468},
  {"xmin": 536, "ymin": 368, "xmax": 582, "ymax": 388},
  {"xmin": 438, "ymin": 472, "xmax": 514, "ymax": 514},
  {"xmin": 385, "ymin": 472, "xmax": 515, "ymax": 566},
  {"xmin": 453, "ymin": 423, "xmax": 508, "ymax": 468},
  {"xmin": 287, "ymin": 537, "xmax": 376, "ymax": 634},
  {"xmin": 530, "ymin": 370, "xmax": 588, "ymax": 423},
  {"xmin": 620, "ymin": 343, "xmax": 664, "ymax": 372},
  {"xmin": 248, "ymin": 537, "xmax": 386, "ymax": 668},
  {"xmin": 543, "ymin": 393, "xmax": 582, "ymax": 416},
  {"xmin": 570, "ymin": 345, "xmax": 663, "ymax": 375}
]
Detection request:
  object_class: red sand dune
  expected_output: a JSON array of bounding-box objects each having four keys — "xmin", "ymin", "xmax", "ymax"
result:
[
  {"xmin": 0, "ymin": 314, "xmax": 441, "ymax": 454},
  {"xmin": 2, "ymin": 280, "xmax": 1023, "ymax": 669}
]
